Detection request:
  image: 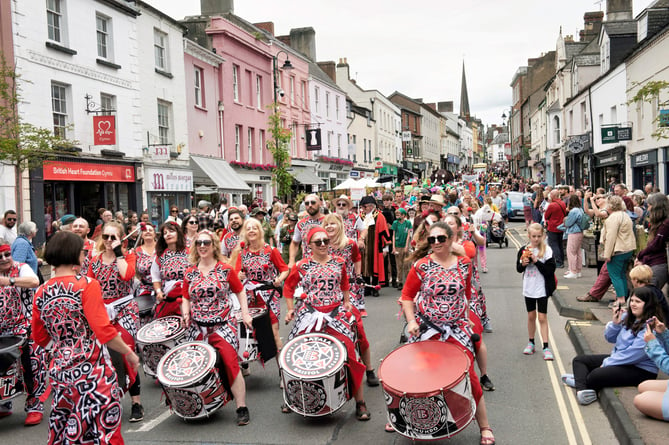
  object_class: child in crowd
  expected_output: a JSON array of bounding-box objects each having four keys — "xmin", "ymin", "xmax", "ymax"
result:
[
  {"xmin": 629, "ymin": 264, "xmax": 669, "ymax": 323},
  {"xmin": 516, "ymin": 223, "xmax": 557, "ymax": 360}
]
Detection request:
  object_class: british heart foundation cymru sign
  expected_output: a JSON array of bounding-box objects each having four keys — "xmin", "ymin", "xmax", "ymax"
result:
[{"xmin": 93, "ymin": 115, "xmax": 116, "ymax": 145}]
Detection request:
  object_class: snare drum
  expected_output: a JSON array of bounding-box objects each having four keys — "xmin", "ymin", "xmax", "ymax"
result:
[
  {"xmin": 279, "ymin": 333, "xmax": 349, "ymax": 417},
  {"xmin": 0, "ymin": 336, "xmax": 26, "ymax": 402},
  {"xmin": 379, "ymin": 340, "xmax": 475, "ymax": 440},
  {"xmin": 157, "ymin": 341, "xmax": 229, "ymax": 419},
  {"xmin": 136, "ymin": 316, "xmax": 186, "ymax": 378},
  {"xmin": 238, "ymin": 307, "xmax": 276, "ymax": 363}
]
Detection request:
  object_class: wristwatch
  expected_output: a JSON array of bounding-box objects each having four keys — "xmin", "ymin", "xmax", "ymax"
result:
[{"xmin": 9, "ymin": 277, "xmax": 16, "ymax": 286}]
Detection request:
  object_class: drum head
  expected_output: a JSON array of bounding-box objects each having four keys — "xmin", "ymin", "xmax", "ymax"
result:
[
  {"xmin": 137, "ymin": 316, "xmax": 185, "ymax": 344},
  {"xmin": 157, "ymin": 342, "xmax": 217, "ymax": 388},
  {"xmin": 279, "ymin": 333, "xmax": 346, "ymax": 380},
  {"xmin": 379, "ymin": 341, "xmax": 469, "ymax": 396}
]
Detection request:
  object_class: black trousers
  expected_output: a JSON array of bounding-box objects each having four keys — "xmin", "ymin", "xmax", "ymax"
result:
[
  {"xmin": 383, "ymin": 254, "xmax": 397, "ymax": 285},
  {"xmin": 572, "ymin": 354, "xmax": 657, "ymax": 391}
]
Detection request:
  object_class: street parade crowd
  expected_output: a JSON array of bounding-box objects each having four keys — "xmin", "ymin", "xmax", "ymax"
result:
[{"xmin": 2, "ymin": 171, "xmax": 669, "ymax": 444}]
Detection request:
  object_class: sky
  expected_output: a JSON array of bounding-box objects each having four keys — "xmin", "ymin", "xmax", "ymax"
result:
[{"xmin": 148, "ymin": 0, "xmax": 654, "ymax": 128}]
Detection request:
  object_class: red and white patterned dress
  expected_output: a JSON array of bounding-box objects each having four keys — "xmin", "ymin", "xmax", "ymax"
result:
[
  {"xmin": 79, "ymin": 238, "xmax": 97, "ymax": 276},
  {"xmin": 292, "ymin": 216, "xmax": 325, "ymax": 258},
  {"xmin": 32, "ymin": 276, "xmax": 124, "ymax": 445},
  {"xmin": 183, "ymin": 261, "xmax": 243, "ymax": 385},
  {"xmin": 221, "ymin": 232, "xmax": 240, "ymax": 257},
  {"xmin": 0, "ymin": 261, "xmax": 47, "ymax": 414},
  {"xmin": 235, "ymin": 243, "xmax": 288, "ymax": 324},
  {"xmin": 150, "ymin": 248, "xmax": 189, "ymax": 318},
  {"xmin": 342, "ymin": 212, "xmax": 363, "ymax": 241},
  {"xmin": 329, "ymin": 239, "xmax": 364, "ymax": 310}
]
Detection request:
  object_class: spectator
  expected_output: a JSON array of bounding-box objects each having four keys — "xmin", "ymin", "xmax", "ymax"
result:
[
  {"xmin": 250, "ymin": 207, "xmax": 274, "ymax": 247},
  {"xmin": 563, "ymin": 195, "xmax": 585, "ymax": 279},
  {"xmin": 634, "ymin": 316, "xmax": 669, "ymax": 421},
  {"xmin": 544, "ymin": 190, "xmax": 567, "ymax": 269},
  {"xmin": 11, "ymin": 221, "xmax": 40, "ymax": 275},
  {"xmin": 165, "ymin": 205, "xmax": 182, "ymax": 225},
  {"xmin": 91, "ymin": 210, "xmax": 112, "ymax": 240},
  {"xmin": 601, "ymin": 195, "xmax": 636, "ymax": 308},
  {"xmin": 635, "ymin": 193, "xmax": 669, "ymax": 291},
  {"xmin": 0, "ymin": 210, "xmax": 18, "ymax": 245}
]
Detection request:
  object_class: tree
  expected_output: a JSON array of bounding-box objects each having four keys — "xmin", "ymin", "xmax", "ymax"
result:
[
  {"xmin": 629, "ymin": 80, "xmax": 669, "ymax": 140},
  {"xmin": 266, "ymin": 103, "xmax": 293, "ymax": 199},
  {"xmin": 0, "ymin": 53, "xmax": 77, "ymax": 216}
]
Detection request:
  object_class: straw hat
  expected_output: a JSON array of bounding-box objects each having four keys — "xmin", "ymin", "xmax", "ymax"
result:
[{"xmin": 429, "ymin": 194, "xmax": 446, "ymax": 206}]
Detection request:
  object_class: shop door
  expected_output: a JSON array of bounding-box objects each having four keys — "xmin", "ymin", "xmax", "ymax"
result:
[{"xmin": 75, "ymin": 182, "xmax": 102, "ymax": 229}]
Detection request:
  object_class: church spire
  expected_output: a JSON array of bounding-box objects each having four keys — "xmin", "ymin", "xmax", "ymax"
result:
[{"xmin": 460, "ymin": 60, "xmax": 470, "ymax": 120}]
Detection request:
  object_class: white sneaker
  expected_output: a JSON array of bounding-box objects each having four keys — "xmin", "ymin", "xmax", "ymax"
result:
[
  {"xmin": 564, "ymin": 272, "xmax": 579, "ymax": 279},
  {"xmin": 577, "ymin": 389, "xmax": 597, "ymax": 405}
]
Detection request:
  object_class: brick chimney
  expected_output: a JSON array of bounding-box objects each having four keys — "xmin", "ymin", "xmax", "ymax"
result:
[
  {"xmin": 289, "ymin": 27, "xmax": 316, "ymax": 61},
  {"xmin": 201, "ymin": 0, "xmax": 233, "ymax": 15},
  {"xmin": 336, "ymin": 57, "xmax": 351, "ymax": 81},
  {"xmin": 580, "ymin": 11, "xmax": 604, "ymax": 42},
  {"xmin": 606, "ymin": 0, "xmax": 633, "ymax": 22},
  {"xmin": 318, "ymin": 61, "xmax": 336, "ymax": 82},
  {"xmin": 254, "ymin": 22, "xmax": 274, "ymax": 36}
]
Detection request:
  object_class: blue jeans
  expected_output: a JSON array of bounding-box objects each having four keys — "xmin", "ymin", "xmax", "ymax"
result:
[
  {"xmin": 547, "ymin": 231, "xmax": 564, "ymax": 267},
  {"xmin": 606, "ymin": 251, "xmax": 633, "ymax": 299}
]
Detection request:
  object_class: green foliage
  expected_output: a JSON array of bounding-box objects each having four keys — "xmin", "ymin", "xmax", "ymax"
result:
[
  {"xmin": 266, "ymin": 103, "xmax": 293, "ymax": 198},
  {"xmin": 629, "ymin": 80, "xmax": 669, "ymax": 140}
]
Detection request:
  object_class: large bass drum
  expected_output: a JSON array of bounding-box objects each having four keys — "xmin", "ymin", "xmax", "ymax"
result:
[
  {"xmin": 237, "ymin": 307, "xmax": 276, "ymax": 363},
  {"xmin": 279, "ymin": 333, "xmax": 349, "ymax": 417},
  {"xmin": 0, "ymin": 336, "xmax": 26, "ymax": 402},
  {"xmin": 379, "ymin": 340, "xmax": 475, "ymax": 440},
  {"xmin": 136, "ymin": 316, "xmax": 186, "ymax": 378}
]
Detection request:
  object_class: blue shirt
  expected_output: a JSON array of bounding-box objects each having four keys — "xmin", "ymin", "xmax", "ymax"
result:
[
  {"xmin": 603, "ymin": 318, "xmax": 658, "ymax": 374},
  {"xmin": 645, "ymin": 330, "xmax": 669, "ymax": 375},
  {"xmin": 564, "ymin": 207, "xmax": 584, "ymax": 235},
  {"xmin": 11, "ymin": 235, "xmax": 39, "ymax": 274}
]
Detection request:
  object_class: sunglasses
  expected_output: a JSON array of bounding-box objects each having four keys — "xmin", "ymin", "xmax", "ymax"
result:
[
  {"xmin": 427, "ymin": 235, "xmax": 448, "ymax": 245},
  {"xmin": 447, "ymin": 212, "xmax": 460, "ymax": 216},
  {"xmin": 336, "ymin": 203, "xmax": 348, "ymax": 207},
  {"xmin": 0, "ymin": 252, "xmax": 11, "ymax": 259},
  {"xmin": 171, "ymin": 209, "xmax": 178, "ymax": 213},
  {"xmin": 5, "ymin": 218, "xmax": 17, "ymax": 222},
  {"xmin": 101, "ymin": 234, "xmax": 117, "ymax": 240},
  {"xmin": 188, "ymin": 220, "xmax": 198, "ymax": 225},
  {"xmin": 195, "ymin": 239, "xmax": 212, "ymax": 247},
  {"xmin": 311, "ymin": 238, "xmax": 330, "ymax": 246},
  {"xmin": 305, "ymin": 200, "xmax": 318, "ymax": 206}
]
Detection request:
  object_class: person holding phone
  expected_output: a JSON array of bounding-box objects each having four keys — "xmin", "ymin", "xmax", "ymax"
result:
[{"xmin": 634, "ymin": 316, "xmax": 669, "ymax": 421}]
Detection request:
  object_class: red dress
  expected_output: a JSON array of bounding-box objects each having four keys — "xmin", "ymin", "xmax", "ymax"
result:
[
  {"xmin": 150, "ymin": 248, "xmax": 189, "ymax": 318},
  {"xmin": 32, "ymin": 276, "xmax": 124, "ymax": 445}
]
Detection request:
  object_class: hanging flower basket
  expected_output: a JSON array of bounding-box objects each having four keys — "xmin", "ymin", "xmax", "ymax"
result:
[
  {"xmin": 318, "ymin": 156, "xmax": 354, "ymax": 167},
  {"xmin": 230, "ymin": 161, "xmax": 277, "ymax": 171}
]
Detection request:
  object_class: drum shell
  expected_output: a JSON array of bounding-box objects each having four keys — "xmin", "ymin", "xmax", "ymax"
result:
[
  {"xmin": 0, "ymin": 336, "xmax": 26, "ymax": 402},
  {"xmin": 278, "ymin": 333, "xmax": 349, "ymax": 417},
  {"xmin": 157, "ymin": 341, "xmax": 230, "ymax": 419},
  {"xmin": 135, "ymin": 293, "xmax": 155, "ymax": 327},
  {"xmin": 237, "ymin": 308, "xmax": 276, "ymax": 363},
  {"xmin": 136, "ymin": 316, "xmax": 187, "ymax": 378},
  {"xmin": 379, "ymin": 341, "xmax": 475, "ymax": 440}
]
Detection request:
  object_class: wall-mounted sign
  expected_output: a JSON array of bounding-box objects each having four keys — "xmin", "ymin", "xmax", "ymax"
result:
[
  {"xmin": 660, "ymin": 109, "xmax": 669, "ymax": 127},
  {"xmin": 401, "ymin": 131, "xmax": 412, "ymax": 142},
  {"xmin": 306, "ymin": 128, "xmax": 322, "ymax": 151},
  {"xmin": 146, "ymin": 168, "xmax": 193, "ymax": 192},
  {"xmin": 44, "ymin": 161, "xmax": 134, "ymax": 182},
  {"xmin": 152, "ymin": 145, "xmax": 170, "ymax": 161},
  {"xmin": 93, "ymin": 115, "xmax": 116, "ymax": 145},
  {"xmin": 617, "ymin": 127, "xmax": 632, "ymax": 141},
  {"xmin": 601, "ymin": 127, "xmax": 618, "ymax": 144}
]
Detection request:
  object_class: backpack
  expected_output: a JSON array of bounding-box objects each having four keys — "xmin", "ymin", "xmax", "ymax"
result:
[{"xmin": 578, "ymin": 210, "xmax": 591, "ymax": 231}]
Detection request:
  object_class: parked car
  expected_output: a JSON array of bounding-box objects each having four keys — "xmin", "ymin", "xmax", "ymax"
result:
[{"xmin": 506, "ymin": 191, "xmax": 533, "ymax": 221}]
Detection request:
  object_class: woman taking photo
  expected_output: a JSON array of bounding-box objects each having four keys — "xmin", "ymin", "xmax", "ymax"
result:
[
  {"xmin": 635, "ymin": 193, "xmax": 669, "ymax": 290},
  {"xmin": 134, "ymin": 224, "xmax": 157, "ymax": 326},
  {"xmin": 634, "ymin": 316, "xmax": 669, "ymax": 421},
  {"xmin": 181, "ymin": 214, "xmax": 200, "ymax": 251},
  {"xmin": 87, "ymin": 221, "xmax": 143, "ymax": 422},
  {"xmin": 283, "ymin": 227, "xmax": 370, "ymax": 421},
  {"xmin": 151, "ymin": 221, "xmax": 189, "ymax": 318},
  {"xmin": 182, "ymin": 230, "xmax": 253, "ymax": 426},
  {"xmin": 235, "ymin": 218, "xmax": 289, "ymax": 354},
  {"xmin": 562, "ymin": 286, "xmax": 662, "ymax": 405},
  {"xmin": 563, "ymin": 194, "xmax": 586, "ymax": 279},
  {"xmin": 32, "ymin": 231, "xmax": 140, "ymax": 444},
  {"xmin": 400, "ymin": 222, "xmax": 495, "ymax": 444},
  {"xmin": 600, "ymin": 195, "xmax": 636, "ymax": 308}
]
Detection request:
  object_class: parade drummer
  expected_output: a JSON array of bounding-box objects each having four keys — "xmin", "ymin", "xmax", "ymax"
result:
[
  {"xmin": 283, "ymin": 227, "xmax": 371, "ymax": 421},
  {"xmin": 32, "ymin": 231, "xmax": 140, "ymax": 444},
  {"xmin": 235, "ymin": 218, "xmax": 289, "ymax": 353},
  {"xmin": 322, "ymin": 213, "xmax": 379, "ymax": 386},
  {"xmin": 151, "ymin": 221, "xmax": 189, "ymax": 318},
  {"xmin": 0, "ymin": 241, "xmax": 47, "ymax": 425},
  {"xmin": 87, "ymin": 221, "xmax": 144, "ymax": 423},
  {"xmin": 134, "ymin": 224, "xmax": 157, "ymax": 320},
  {"xmin": 181, "ymin": 230, "xmax": 252, "ymax": 426},
  {"xmin": 400, "ymin": 221, "xmax": 496, "ymax": 445}
]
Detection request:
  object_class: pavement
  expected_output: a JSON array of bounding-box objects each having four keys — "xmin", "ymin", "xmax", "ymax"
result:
[{"xmin": 507, "ymin": 227, "xmax": 669, "ymax": 445}]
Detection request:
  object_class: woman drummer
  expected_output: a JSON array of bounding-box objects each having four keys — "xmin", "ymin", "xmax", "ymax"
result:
[
  {"xmin": 135, "ymin": 224, "xmax": 157, "ymax": 326},
  {"xmin": 400, "ymin": 222, "xmax": 495, "ymax": 445},
  {"xmin": 283, "ymin": 227, "xmax": 371, "ymax": 421},
  {"xmin": 32, "ymin": 231, "xmax": 140, "ymax": 444},
  {"xmin": 181, "ymin": 214, "xmax": 199, "ymax": 250},
  {"xmin": 181, "ymin": 230, "xmax": 253, "ymax": 426},
  {"xmin": 235, "ymin": 218, "xmax": 289, "ymax": 354},
  {"xmin": 322, "ymin": 213, "xmax": 379, "ymax": 386},
  {"xmin": 151, "ymin": 221, "xmax": 188, "ymax": 318},
  {"xmin": 87, "ymin": 221, "xmax": 144, "ymax": 423}
]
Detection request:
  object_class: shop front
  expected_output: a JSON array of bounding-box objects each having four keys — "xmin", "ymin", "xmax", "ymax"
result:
[
  {"xmin": 446, "ymin": 154, "xmax": 459, "ymax": 172},
  {"xmin": 190, "ymin": 155, "xmax": 251, "ymax": 208},
  {"xmin": 236, "ymin": 171, "xmax": 274, "ymax": 208},
  {"xmin": 31, "ymin": 158, "xmax": 141, "ymax": 245},
  {"xmin": 145, "ymin": 167, "xmax": 193, "ymax": 226},
  {"xmin": 316, "ymin": 156, "xmax": 354, "ymax": 191},
  {"xmin": 593, "ymin": 146, "xmax": 626, "ymax": 190},
  {"xmin": 564, "ymin": 134, "xmax": 591, "ymax": 188},
  {"xmin": 630, "ymin": 149, "xmax": 658, "ymax": 191}
]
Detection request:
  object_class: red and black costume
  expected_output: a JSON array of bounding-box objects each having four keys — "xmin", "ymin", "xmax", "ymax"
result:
[
  {"xmin": 292, "ymin": 216, "xmax": 325, "ymax": 258},
  {"xmin": 221, "ymin": 232, "xmax": 240, "ymax": 257},
  {"xmin": 32, "ymin": 276, "xmax": 124, "ymax": 445},
  {"xmin": 133, "ymin": 246, "xmax": 156, "ymax": 325},
  {"xmin": 150, "ymin": 248, "xmax": 189, "ymax": 318}
]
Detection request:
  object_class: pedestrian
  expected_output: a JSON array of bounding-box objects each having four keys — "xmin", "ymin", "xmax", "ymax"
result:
[
  {"xmin": 181, "ymin": 214, "xmax": 200, "ymax": 250},
  {"xmin": 32, "ymin": 231, "xmax": 140, "ymax": 444},
  {"xmin": 562, "ymin": 286, "xmax": 662, "ymax": 405},
  {"xmin": 517, "ymin": 223, "xmax": 557, "ymax": 360},
  {"xmin": 165, "ymin": 205, "xmax": 182, "ymax": 225},
  {"xmin": 391, "ymin": 208, "xmax": 412, "ymax": 290},
  {"xmin": 182, "ymin": 230, "xmax": 252, "ymax": 426},
  {"xmin": 399, "ymin": 222, "xmax": 495, "ymax": 444},
  {"xmin": 0, "ymin": 210, "xmax": 18, "ymax": 244},
  {"xmin": 11, "ymin": 221, "xmax": 40, "ymax": 275},
  {"xmin": 152, "ymin": 221, "xmax": 189, "ymax": 318},
  {"xmin": 87, "ymin": 221, "xmax": 144, "ymax": 422},
  {"xmin": 91, "ymin": 209, "xmax": 112, "ymax": 240},
  {"xmin": 600, "ymin": 195, "xmax": 636, "ymax": 308},
  {"xmin": 278, "ymin": 212, "xmax": 299, "ymax": 264},
  {"xmin": 359, "ymin": 196, "xmax": 390, "ymax": 296},
  {"xmin": 563, "ymin": 195, "xmax": 586, "ymax": 279},
  {"xmin": 544, "ymin": 189, "xmax": 566, "ymax": 269},
  {"xmin": 634, "ymin": 193, "xmax": 669, "ymax": 291},
  {"xmin": 634, "ymin": 316, "xmax": 669, "ymax": 421},
  {"xmin": 288, "ymin": 194, "xmax": 325, "ymax": 267}
]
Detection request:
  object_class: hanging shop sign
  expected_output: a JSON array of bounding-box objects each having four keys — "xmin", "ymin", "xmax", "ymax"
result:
[
  {"xmin": 93, "ymin": 115, "xmax": 116, "ymax": 145},
  {"xmin": 306, "ymin": 128, "xmax": 322, "ymax": 151}
]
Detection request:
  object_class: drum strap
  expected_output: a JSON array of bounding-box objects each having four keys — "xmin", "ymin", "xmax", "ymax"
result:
[{"xmin": 416, "ymin": 312, "xmax": 448, "ymax": 336}]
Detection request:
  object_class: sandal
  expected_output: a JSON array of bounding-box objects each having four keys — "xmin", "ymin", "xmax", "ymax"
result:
[
  {"xmin": 384, "ymin": 422, "xmax": 395, "ymax": 433},
  {"xmin": 576, "ymin": 294, "xmax": 598, "ymax": 302},
  {"xmin": 280, "ymin": 403, "xmax": 291, "ymax": 414},
  {"xmin": 355, "ymin": 401, "xmax": 371, "ymax": 421},
  {"xmin": 480, "ymin": 426, "xmax": 495, "ymax": 445}
]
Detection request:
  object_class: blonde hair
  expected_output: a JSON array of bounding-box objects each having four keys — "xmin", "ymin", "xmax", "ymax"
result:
[
  {"xmin": 527, "ymin": 222, "xmax": 547, "ymax": 259},
  {"xmin": 607, "ymin": 195, "xmax": 625, "ymax": 212},
  {"xmin": 629, "ymin": 264, "xmax": 653, "ymax": 285},
  {"xmin": 322, "ymin": 213, "xmax": 348, "ymax": 250},
  {"xmin": 95, "ymin": 221, "xmax": 125, "ymax": 255},
  {"xmin": 188, "ymin": 230, "xmax": 225, "ymax": 265},
  {"xmin": 240, "ymin": 218, "xmax": 265, "ymax": 247}
]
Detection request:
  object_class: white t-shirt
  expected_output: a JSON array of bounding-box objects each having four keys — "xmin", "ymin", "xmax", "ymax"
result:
[{"xmin": 522, "ymin": 244, "xmax": 554, "ymax": 298}]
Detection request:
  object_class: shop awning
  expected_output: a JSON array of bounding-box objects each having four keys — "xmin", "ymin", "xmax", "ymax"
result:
[
  {"xmin": 190, "ymin": 156, "xmax": 251, "ymax": 193},
  {"xmin": 292, "ymin": 167, "xmax": 324, "ymax": 186}
]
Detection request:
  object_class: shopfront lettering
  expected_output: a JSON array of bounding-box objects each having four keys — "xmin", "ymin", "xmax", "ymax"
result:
[
  {"xmin": 43, "ymin": 161, "xmax": 135, "ymax": 182},
  {"xmin": 635, "ymin": 154, "xmax": 649, "ymax": 164},
  {"xmin": 146, "ymin": 168, "xmax": 193, "ymax": 192}
]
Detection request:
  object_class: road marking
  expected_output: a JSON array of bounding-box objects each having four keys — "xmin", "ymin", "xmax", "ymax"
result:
[
  {"xmin": 557, "ymin": 285, "xmax": 570, "ymax": 290},
  {"xmin": 127, "ymin": 409, "xmax": 172, "ymax": 433}
]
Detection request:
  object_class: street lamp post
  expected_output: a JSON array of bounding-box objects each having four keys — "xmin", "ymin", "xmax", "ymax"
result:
[
  {"xmin": 272, "ymin": 50, "xmax": 294, "ymax": 110},
  {"xmin": 270, "ymin": 50, "xmax": 294, "ymax": 200}
]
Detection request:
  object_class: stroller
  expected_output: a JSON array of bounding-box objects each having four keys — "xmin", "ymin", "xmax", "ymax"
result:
[{"xmin": 486, "ymin": 217, "xmax": 508, "ymax": 248}]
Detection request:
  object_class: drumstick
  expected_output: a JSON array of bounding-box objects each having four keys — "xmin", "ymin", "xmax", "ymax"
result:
[
  {"xmin": 242, "ymin": 325, "xmax": 251, "ymax": 359},
  {"xmin": 122, "ymin": 222, "xmax": 148, "ymax": 242}
]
